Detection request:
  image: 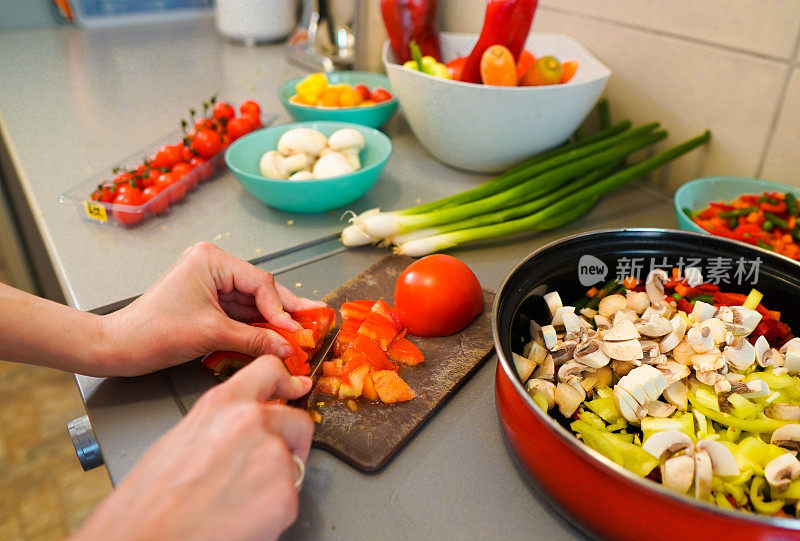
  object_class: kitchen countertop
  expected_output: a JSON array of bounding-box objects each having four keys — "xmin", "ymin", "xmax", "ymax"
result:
[{"xmin": 0, "ymin": 18, "xmax": 682, "ymax": 540}]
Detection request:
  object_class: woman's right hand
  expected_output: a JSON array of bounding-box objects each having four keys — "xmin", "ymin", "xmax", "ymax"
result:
[{"xmin": 74, "ymin": 355, "xmax": 314, "ymax": 541}]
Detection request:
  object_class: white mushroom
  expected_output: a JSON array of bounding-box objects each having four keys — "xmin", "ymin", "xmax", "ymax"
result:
[
  {"xmin": 662, "ymin": 454, "xmax": 695, "ymax": 494},
  {"xmin": 636, "ymin": 316, "xmax": 672, "ymax": 338},
  {"xmin": 513, "ymin": 352, "xmax": 536, "ymax": 383},
  {"xmin": 670, "ymin": 338, "xmax": 695, "ymax": 366},
  {"xmin": 277, "ymin": 127, "xmax": 328, "ymax": 157},
  {"xmin": 612, "ymin": 309, "xmax": 639, "ymax": 325},
  {"xmin": 656, "ymin": 360, "xmax": 691, "ymax": 386},
  {"xmin": 722, "ymin": 339, "xmax": 756, "ymax": 371},
  {"xmin": 598, "ymin": 294, "xmax": 627, "ymax": 318},
  {"xmin": 642, "ymin": 301, "xmax": 673, "ymax": 320},
  {"xmin": 561, "ymin": 312, "xmax": 584, "ymax": 336},
  {"xmin": 784, "ymin": 346, "xmax": 800, "ymax": 375},
  {"xmin": 730, "ymin": 306, "xmax": 763, "ymax": 335},
  {"xmin": 696, "ymin": 439, "xmax": 740, "ymax": 477},
  {"xmin": 259, "ymin": 150, "xmax": 310, "ymax": 179},
  {"xmin": 764, "ymin": 453, "xmax": 800, "ymax": 491},
  {"xmin": 780, "ymin": 338, "xmax": 800, "ymax": 356},
  {"xmin": 771, "ymin": 425, "xmax": 800, "ymax": 454},
  {"xmin": 765, "ymin": 403, "xmax": 800, "ymax": 421},
  {"xmin": 729, "ymin": 379, "xmax": 770, "ymax": 398},
  {"xmin": 645, "ymin": 269, "xmax": 669, "ymax": 305},
  {"xmin": 527, "ymin": 341, "xmax": 548, "ymax": 366},
  {"xmin": 714, "ymin": 379, "xmax": 732, "ymax": 394},
  {"xmin": 647, "ymin": 400, "xmax": 677, "ymax": 418},
  {"xmin": 695, "ymin": 370, "xmax": 725, "ymax": 386},
  {"xmin": 603, "ymin": 339, "xmax": 644, "ymax": 361},
  {"xmin": 639, "ymin": 341, "xmax": 661, "ymax": 364},
  {"xmin": 593, "ymin": 315, "xmax": 612, "ymax": 332},
  {"xmin": 312, "ymin": 151, "xmax": 357, "ymax": 178},
  {"xmin": 573, "ymin": 339, "xmax": 611, "ymax": 369},
  {"xmin": 659, "ymin": 316, "xmax": 687, "ymax": 353},
  {"xmin": 541, "ymin": 325, "xmax": 558, "ymax": 350},
  {"xmin": 699, "ymin": 318, "xmax": 728, "ymax": 346},
  {"xmin": 604, "ymin": 319, "xmax": 640, "ymax": 341},
  {"xmin": 550, "ymin": 340, "xmax": 578, "ymax": 366},
  {"xmin": 557, "ymin": 360, "xmax": 586, "ymax": 383},
  {"xmin": 694, "ymin": 449, "xmax": 713, "ymax": 500},
  {"xmin": 663, "ymin": 380, "xmax": 688, "ymax": 410},
  {"xmin": 626, "ymin": 291, "xmax": 650, "ymax": 314},
  {"xmin": 543, "ymin": 291, "xmax": 563, "ymax": 318},
  {"xmin": 613, "ymin": 385, "xmax": 646, "ymax": 423},
  {"xmin": 533, "ymin": 354, "xmax": 555, "ymax": 381},
  {"xmin": 642, "ymin": 429, "xmax": 693, "ymax": 460},
  {"xmin": 327, "ymin": 128, "xmax": 366, "ymax": 169},
  {"xmin": 690, "ymin": 351, "xmax": 725, "ymax": 373},
  {"xmin": 554, "ymin": 380, "xmax": 585, "ymax": 417},
  {"xmin": 610, "ymin": 360, "xmax": 637, "ymax": 377},
  {"xmin": 526, "ymin": 379, "xmax": 556, "ymax": 410},
  {"xmin": 687, "ymin": 325, "xmax": 715, "ymax": 353},
  {"xmin": 754, "ymin": 335, "xmax": 770, "ymax": 366},
  {"xmin": 288, "ymin": 170, "xmax": 315, "ymax": 180},
  {"xmin": 689, "ymin": 301, "xmax": 717, "ymax": 323}
]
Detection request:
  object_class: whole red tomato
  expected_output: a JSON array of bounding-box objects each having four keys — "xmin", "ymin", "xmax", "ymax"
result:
[
  {"xmin": 191, "ymin": 128, "xmax": 223, "ymax": 158},
  {"xmin": 213, "ymin": 101, "xmax": 235, "ymax": 122},
  {"xmin": 226, "ymin": 116, "xmax": 255, "ymax": 141},
  {"xmin": 353, "ymin": 84, "xmax": 371, "ymax": 101},
  {"xmin": 149, "ymin": 144, "xmax": 183, "ymax": 169},
  {"xmin": 239, "ymin": 100, "xmax": 261, "ymax": 118},
  {"xmin": 112, "ymin": 190, "xmax": 144, "ymax": 226},
  {"xmin": 142, "ymin": 186, "xmax": 168, "ymax": 215},
  {"xmin": 393, "ymin": 254, "xmax": 483, "ymax": 337}
]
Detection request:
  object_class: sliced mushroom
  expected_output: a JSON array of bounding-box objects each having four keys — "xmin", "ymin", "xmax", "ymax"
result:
[
  {"xmin": 729, "ymin": 379, "xmax": 770, "ymax": 398},
  {"xmin": 554, "ymin": 381, "xmax": 585, "ymax": 417},
  {"xmin": 604, "ymin": 319, "xmax": 640, "ymax": 341},
  {"xmin": 636, "ymin": 316, "xmax": 672, "ymax": 338},
  {"xmin": 573, "ymin": 339, "xmax": 611, "ymax": 369},
  {"xmin": 557, "ymin": 360, "xmax": 586, "ymax": 383},
  {"xmin": 598, "ymin": 294, "xmax": 627, "ymax": 317},
  {"xmin": 561, "ymin": 312, "xmax": 584, "ymax": 336},
  {"xmin": 784, "ymin": 346, "xmax": 800, "ymax": 375},
  {"xmin": 543, "ymin": 291, "xmax": 563, "ymax": 318},
  {"xmin": 771, "ymin": 424, "xmax": 800, "ymax": 454},
  {"xmin": 689, "ymin": 300, "xmax": 717, "ymax": 323},
  {"xmin": 528, "ymin": 341, "xmax": 548, "ymax": 366},
  {"xmin": 687, "ymin": 325, "xmax": 716, "ymax": 354},
  {"xmin": 579, "ymin": 307, "xmax": 598, "ymax": 319},
  {"xmin": 764, "ymin": 453, "xmax": 800, "ymax": 491},
  {"xmin": 610, "ymin": 360, "xmax": 636, "ymax": 377},
  {"xmin": 550, "ymin": 340, "xmax": 578, "ymax": 366},
  {"xmin": 642, "ymin": 429, "xmax": 693, "ymax": 460},
  {"xmin": 526, "ymin": 379, "xmax": 556, "ymax": 410},
  {"xmin": 662, "ymin": 454, "xmax": 695, "ymax": 494},
  {"xmin": 541, "ymin": 325, "xmax": 558, "ymax": 350},
  {"xmin": 645, "ymin": 269, "xmax": 669, "ymax": 305},
  {"xmin": 754, "ymin": 335, "xmax": 770, "ymax": 367},
  {"xmin": 730, "ymin": 306, "xmax": 763, "ymax": 334},
  {"xmin": 616, "ymin": 365, "xmax": 667, "ymax": 406},
  {"xmin": 659, "ymin": 316, "xmax": 687, "ymax": 353},
  {"xmin": 696, "ymin": 439, "xmax": 740, "ymax": 477},
  {"xmin": 670, "ymin": 338, "xmax": 695, "ymax": 366},
  {"xmin": 714, "ymin": 379, "xmax": 732, "ymax": 394},
  {"xmin": 717, "ymin": 306, "xmax": 735, "ymax": 324},
  {"xmin": 552, "ymin": 306, "xmax": 576, "ymax": 327},
  {"xmin": 626, "ymin": 290, "xmax": 650, "ymax": 314},
  {"xmin": 647, "ymin": 400, "xmax": 677, "ymax": 418},
  {"xmin": 694, "ymin": 449, "xmax": 713, "ymax": 500},
  {"xmin": 512, "ymin": 352, "xmax": 536, "ymax": 383},
  {"xmin": 642, "ymin": 300, "xmax": 673, "ymax": 320},
  {"xmin": 613, "ymin": 385, "xmax": 646, "ymax": 423},
  {"xmin": 532, "ymin": 354, "xmax": 555, "ymax": 381},
  {"xmin": 663, "ymin": 380, "xmax": 688, "ymax": 410},
  {"xmin": 780, "ymin": 338, "xmax": 800, "ymax": 356},
  {"xmin": 593, "ymin": 365, "xmax": 613, "ymax": 389},
  {"xmin": 612, "ymin": 309, "xmax": 639, "ymax": 325},
  {"xmin": 691, "ymin": 351, "xmax": 725, "ymax": 373},
  {"xmin": 765, "ymin": 403, "xmax": 800, "ymax": 421},
  {"xmin": 640, "ymin": 340, "xmax": 661, "ymax": 364},
  {"xmin": 722, "ymin": 339, "xmax": 756, "ymax": 371},
  {"xmin": 699, "ymin": 318, "xmax": 728, "ymax": 346},
  {"xmin": 656, "ymin": 360, "xmax": 691, "ymax": 386},
  {"xmin": 603, "ymin": 339, "xmax": 644, "ymax": 361},
  {"xmin": 695, "ymin": 369, "xmax": 725, "ymax": 387}
]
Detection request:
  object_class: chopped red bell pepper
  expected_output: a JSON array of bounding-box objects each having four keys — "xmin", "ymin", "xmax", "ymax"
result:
[
  {"xmin": 676, "ymin": 298, "xmax": 694, "ymax": 314},
  {"xmin": 458, "ymin": 0, "xmax": 538, "ymax": 84}
]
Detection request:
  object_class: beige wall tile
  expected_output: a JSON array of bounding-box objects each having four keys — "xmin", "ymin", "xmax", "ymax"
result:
[
  {"xmin": 536, "ymin": 0, "xmax": 800, "ymax": 60},
  {"xmin": 761, "ymin": 67, "xmax": 800, "ymax": 186}
]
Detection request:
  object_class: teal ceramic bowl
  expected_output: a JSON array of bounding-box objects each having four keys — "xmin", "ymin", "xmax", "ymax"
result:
[
  {"xmin": 674, "ymin": 175, "xmax": 800, "ymax": 233},
  {"xmin": 279, "ymin": 71, "xmax": 398, "ymax": 128},
  {"xmin": 225, "ymin": 121, "xmax": 392, "ymax": 214}
]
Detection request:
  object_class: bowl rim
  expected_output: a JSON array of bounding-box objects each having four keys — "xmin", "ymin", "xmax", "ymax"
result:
[
  {"xmin": 223, "ymin": 120, "xmax": 393, "ymax": 185},
  {"xmin": 382, "ymin": 31, "xmax": 612, "ymax": 91},
  {"xmin": 492, "ymin": 227, "xmax": 800, "ymax": 530},
  {"xmin": 278, "ymin": 71, "xmax": 398, "ymax": 110}
]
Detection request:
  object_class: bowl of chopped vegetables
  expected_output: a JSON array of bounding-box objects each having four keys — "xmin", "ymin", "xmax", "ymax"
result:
[
  {"xmin": 675, "ymin": 176, "xmax": 800, "ymax": 260},
  {"xmin": 494, "ymin": 228, "xmax": 800, "ymax": 540}
]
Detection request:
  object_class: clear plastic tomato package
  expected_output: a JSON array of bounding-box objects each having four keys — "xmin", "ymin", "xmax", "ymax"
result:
[{"xmin": 58, "ymin": 99, "xmax": 273, "ymax": 228}]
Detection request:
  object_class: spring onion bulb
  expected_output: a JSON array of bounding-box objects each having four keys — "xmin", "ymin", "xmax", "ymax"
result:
[
  {"xmin": 363, "ymin": 131, "xmax": 666, "ymax": 238},
  {"xmin": 394, "ymin": 131, "xmax": 711, "ymax": 256}
]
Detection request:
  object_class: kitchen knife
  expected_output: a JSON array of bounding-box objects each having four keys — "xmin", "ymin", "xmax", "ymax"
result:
[{"xmin": 290, "ymin": 328, "xmax": 339, "ymax": 409}]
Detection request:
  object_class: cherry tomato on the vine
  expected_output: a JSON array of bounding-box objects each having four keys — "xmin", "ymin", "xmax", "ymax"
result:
[
  {"xmin": 239, "ymin": 100, "xmax": 261, "ymax": 118},
  {"xmin": 149, "ymin": 144, "xmax": 183, "ymax": 169},
  {"xmin": 226, "ymin": 116, "xmax": 254, "ymax": 141},
  {"xmin": 191, "ymin": 128, "xmax": 223, "ymax": 158},
  {"xmin": 142, "ymin": 186, "xmax": 168, "ymax": 215},
  {"xmin": 112, "ymin": 190, "xmax": 144, "ymax": 226},
  {"xmin": 212, "ymin": 101, "xmax": 235, "ymax": 122},
  {"xmin": 91, "ymin": 185, "xmax": 116, "ymax": 203}
]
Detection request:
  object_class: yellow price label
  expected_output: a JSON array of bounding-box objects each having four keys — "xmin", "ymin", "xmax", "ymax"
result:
[{"xmin": 84, "ymin": 201, "xmax": 108, "ymax": 223}]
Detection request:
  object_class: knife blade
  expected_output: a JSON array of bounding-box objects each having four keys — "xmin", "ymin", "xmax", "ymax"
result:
[{"xmin": 290, "ymin": 328, "xmax": 339, "ymax": 409}]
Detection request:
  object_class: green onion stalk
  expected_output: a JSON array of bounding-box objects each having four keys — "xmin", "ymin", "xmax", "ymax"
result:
[{"xmin": 394, "ymin": 131, "xmax": 711, "ymax": 256}]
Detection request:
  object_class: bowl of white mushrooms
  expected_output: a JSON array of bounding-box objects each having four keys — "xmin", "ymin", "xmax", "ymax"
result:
[{"xmin": 225, "ymin": 121, "xmax": 392, "ymax": 213}]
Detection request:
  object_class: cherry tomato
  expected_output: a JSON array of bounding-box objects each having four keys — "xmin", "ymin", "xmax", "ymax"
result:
[
  {"xmin": 91, "ymin": 185, "xmax": 116, "ymax": 203},
  {"xmin": 171, "ymin": 162, "xmax": 196, "ymax": 190},
  {"xmin": 244, "ymin": 114, "xmax": 262, "ymax": 130},
  {"xmin": 181, "ymin": 144, "xmax": 196, "ymax": 162},
  {"xmin": 112, "ymin": 190, "xmax": 144, "ymax": 226},
  {"xmin": 138, "ymin": 166, "xmax": 160, "ymax": 189},
  {"xmin": 226, "ymin": 116, "xmax": 255, "ymax": 141},
  {"xmin": 149, "ymin": 144, "xmax": 183, "ymax": 169},
  {"xmin": 191, "ymin": 128, "xmax": 223, "ymax": 158},
  {"xmin": 369, "ymin": 88, "xmax": 393, "ymax": 103},
  {"xmin": 156, "ymin": 172, "xmax": 186, "ymax": 204},
  {"xmin": 393, "ymin": 254, "xmax": 483, "ymax": 337},
  {"xmin": 115, "ymin": 182, "xmax": 142, "ymax": 198},
  {"xmin": 239, "ymin": 100, "xmax": 261, "ymax": 118},
  {"xmin": 142, "ymin": 185, "xmax": 168, "ymax": 215},
  {"xmin": 353, "ymin": 84, "xmax": 371, "ymax": 101},
  {"xmin": 213, "ymin": 101, "xmax": 235, "ymax": 122},
  {"xmin": 114, "ymin": 171, "xmax": 135, "ymax": 186},
  {"xmin": 189, "ymin": 156, "xmax": 213, "ymax": 182}
]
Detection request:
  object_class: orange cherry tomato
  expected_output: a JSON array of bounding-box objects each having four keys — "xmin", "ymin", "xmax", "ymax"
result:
[
  {"xmin": 479, "ymin": 45, "xmax": 517, "ymax": 86},
  {"xmin": 560, "ymin": 60, "xmax": 579, "ymax": 83},
  {"xmin": 516, "ymin": 49, "xmax": 536, "ymax": 83}
]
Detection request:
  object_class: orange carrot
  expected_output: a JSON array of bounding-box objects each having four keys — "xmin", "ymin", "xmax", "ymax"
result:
[
  {"xmin": 622, "ymin": 276, "xmax": 638, "ymax": 289},
  {"xmin": 480, "ymin": 45, "xmax": 518, "ymax": 86},
  {"xmin": 519, "ymin": 55, "xmax": 563, "ymax": 86},
  {"xmin": 586, "ymin": 287, "xmax": 598, "ymax": 298},
  {"xmin": 516, "ymin": 49, "xmax": 536, "ymax": 83},
  {"xmin": 560, "ymin": 60, "xmax": 579, "ymax": 83}
]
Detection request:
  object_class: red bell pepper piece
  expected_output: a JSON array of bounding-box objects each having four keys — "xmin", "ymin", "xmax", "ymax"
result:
[
  {"xmin": 380, "ymin": 0, "xmax": 442, "ymax": 64},
  {"xmin": 676, "ymin": 298, "xmax": 694, "ymax": 315},
  {"xmin": 712, "ymin": 292, "xmax": 748, "ymax": 306},
  {"xmin": 458, "ymin": 0, "xmax": 538, "ymax": 84}
]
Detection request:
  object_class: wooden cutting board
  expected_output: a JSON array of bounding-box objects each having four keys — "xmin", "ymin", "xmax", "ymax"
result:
[{"xmin": 309, "ymin": 254, "xmax": 496, "ymax": 472}]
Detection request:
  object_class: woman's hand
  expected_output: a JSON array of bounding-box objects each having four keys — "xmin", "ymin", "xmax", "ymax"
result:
[
  {"xmin": 75, "ymin": 355, "xmax": 315, "ymax": 541},
  {"xmin": 101, "ymin": 242, "xmax": 326, "ymax": 376}
]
